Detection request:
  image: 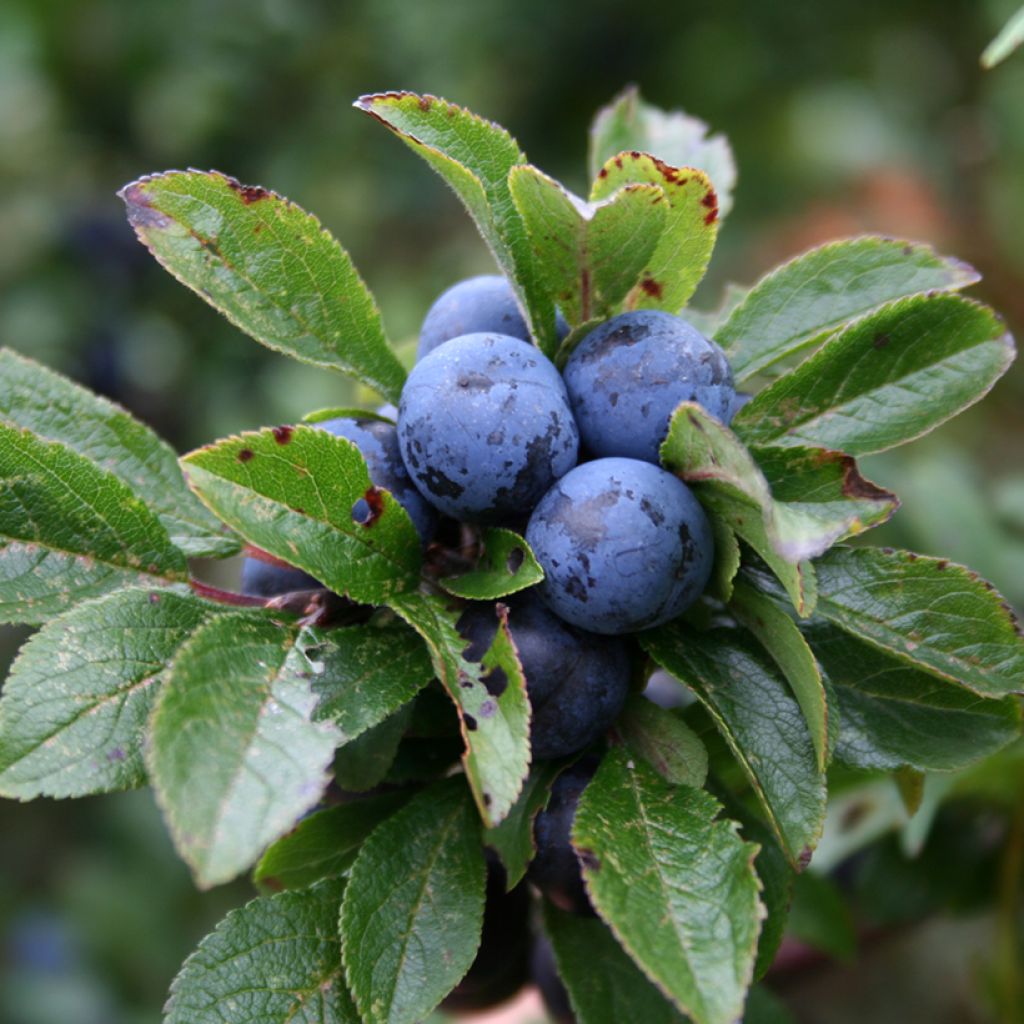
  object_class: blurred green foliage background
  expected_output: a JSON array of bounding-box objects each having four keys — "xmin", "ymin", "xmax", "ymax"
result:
[{"xmin": 1, "ymin": 1, "xmax": 1022, "ymax": 1021}]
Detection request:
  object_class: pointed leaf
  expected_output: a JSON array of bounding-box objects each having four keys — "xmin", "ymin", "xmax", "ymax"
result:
[
  {"xmin": 706, "ymin": 513, "xmax": 741, "ymax": 603},
  {"xmin": 148, "ymin": 613, "xmax": 341, "ymax": 887},
  {"xmin": 735, "ymin": 294, "xmax": 1015, "ymax": 456},
  {"xmin": 182, "ymin": 426, "xmax": 421, "ymax": 604},
  {"xmin": 0, "ymin": 423, "xmax": 187, "ymax": 623},
  {"xmin": 716, "ymin": 237, "xmax": 980, "ymax": 382},
  {"xmin": 120, "ymin": 170, "xmax": 406, "ymax": 403},
  {"xmin": 572, "ymin": 748, "xmax": 762, "ymax": 1024},
  {"xmin": 165, "ymin": 879, "xmax": 358, "ymax": 1024},
  {"xmin": 641, "ymin": 624, "xmax": 827, "ymax": 865},
  {"xmin": 387, "ymin": 590, "xmax": 530, "ymax": 826},
  {"xmin": 0, "ymin": 349, "xmax": 234, "ymax": 557},
  {"xmin": 439, "ymin": 527, "xmax": 544, "ymax": 600},
  {"xmin": 617, "ymin": 695, "xmax": 708, "ymax": 787},
  {"xmin": 803, "ymin": 621, "xmax": 1021, "ymax": 771},
  {"xmin": 589, "ymin": 86, "xmax": 736, "ymax": 216},
  {"xmin": 0, "ymin": 588, "xmax": 220, "ymax": 799},
  {"xmin": 306, "ymin": 619, "xmax": 434, "ymax": 740},
  {"xmin": 730, "ymin": 579, "xmax": 830, "ymax": 770},
  {"xmin": 591, "ymin": 153, "xmax": 718, "ymax": 311},
  {"xmin": 508, "ymin": 164, "xmax": 666, "ymax": 324},
  {"xmin": 813, "ymin": 546, "xmax": 1024, "ymax": 698},
  {"xmin": 254, "ymin": 792, "xmax": 411, "ymax": 892},
  {"xmin": 543, "ymin": 903, "xmax": 687, "ymax": 1024},
  {"xmin": 355, "ymin": 93, "xmax": 558, "ymax": 353},
  {"xmin": 334, "ymin": 704, "xmax": 414, "ymax": 793},
  {"xmin": 340, "ymin": 780, "xmax": 486, "ymax": 1024}
]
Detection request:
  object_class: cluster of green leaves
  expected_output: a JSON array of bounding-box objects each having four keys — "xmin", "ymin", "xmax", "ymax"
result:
[{"xmin": 0, "ymin": 86, "xmax": 1020, "ymax": 1024}]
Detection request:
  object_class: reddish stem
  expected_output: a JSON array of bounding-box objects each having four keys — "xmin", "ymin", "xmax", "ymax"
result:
[{"xmin": 189, "ymin": 579, "xmax": 267, "ymax": 608}]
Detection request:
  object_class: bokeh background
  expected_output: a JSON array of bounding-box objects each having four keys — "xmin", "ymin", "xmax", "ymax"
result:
[{"xmin": 1, "ymin": 1, "xmax": 1023, "ymax": 1021}]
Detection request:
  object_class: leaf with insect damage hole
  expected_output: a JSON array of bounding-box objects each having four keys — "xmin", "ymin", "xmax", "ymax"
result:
[
  {"xmin": 716, "ymin": 236, "xmax": 981, "ymax": 383},
  {"xmin": 734, "ymin": 294, "xmax": 1015, "ymax": 456},
  {"xmin": 811, "ymin": 546, "xmax": 1024, "ymax": 699},
  {"xmin": 182, "ymin": 426, "xmax": 421, "ymax": 604},
  {"xmin": 572, "ymin": 748, "xmax": 762, "ymax": 1024},
  {"xmin": 802, "ymin": 621, "xmax": 1020, "ymax": 773},
  {"xmin": 354, "ymin": 92, "xmax": 558, "ymax": 355},
  {"xmin": 118, "ymin": 170, "xmax": 406, "ymax": 404},
  {"xmin": 616, "ymin": 695, "xmax": 708, "ymax": 787},
  {"xmin": 640, "ymin": 624, "xmax": 827, "ymax": 866},
  {"xmin": 147, "ymin": 613, "xmax": 341, "ymax": 888},
  {"xmin": 386, "ymin": 590, "xmax": 530, "ymax": 827},
  {"xmin": 0, "ymin": 349, "xmax": 235, "ymax": 558},
  {"xmin": 508, "ymin": 164, "xmax": 666, "ymax": 326},
  {"xmin": 730, "ymin": 579, "xmax": 830, "ymax": 770},
  {"xmin": 589, "ymin": 86, "xmax": 736, "ymax": 217},
  {"xmin": 165, "ymin": 878, "xmax": 358, "ymax": 1023},
  {"xmin": 340, "ymin": 779, "xmax": 486, "ymax": 1024},
  {"xmin": 254, "ymin": 791, "xmax": 411, "ymax": 893},
  {"xmin": 304, "ymin": 618, "xmax": 434, "ymax": 742},
  {"xmin": 0, "ymin": 588, "xmax": 221, "ymax": 799},
  {"xmin": 439, "ymin": 527, "xmax": 544, "ymax": 600},
  {"xmin": 660, "ymin": 403, "xmax": 897, "ymax": 566},
  {"xmin": 591, "ymin": 153, "xmax": 718, "ymax": 312},
  {"xmin": 543, "ymin": 903, "xmax": 687, "ymax": 1024},
  {"xmin": 0, "ymin": 423, "xmax": 188, "ymax": 624}
]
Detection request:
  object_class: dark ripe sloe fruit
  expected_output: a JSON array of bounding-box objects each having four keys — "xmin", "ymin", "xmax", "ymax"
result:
[
  {"xmin": 398, "ymin": 333, "xmax": 579, "ymax": 523},
  {"xmin": 316, "ymin": 416, "xmax": 437, "ymax": 545},
  {"xmin": 528, "ymin": 756, "xmax": 599, "ymax": 916},
  {"xmin": 531, "ymin": 936, "xmax": 575, "ymax": 1024},
  {"xmin": 240, "ymin": 557, "xmax": 320, "ymax": 598},
  {"xmin": 525, "ymin": 458, "xmax": 714, "ymax": 635},
  {"xmin": 442, "ymin": 858, "xmax": 531, "ymax": 1013},
  {"xmin": 418, "ymin": 274, "xmax": 568, "ymax": 361},
  {"xmin": 563, "ymin": 310, "xmax": 735, "ymax": 464},
  {"xmin": 456, "ymin": 594, "xmax": 630, "ymax": 760}
]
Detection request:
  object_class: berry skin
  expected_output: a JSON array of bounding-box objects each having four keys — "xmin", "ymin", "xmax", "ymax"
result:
[
  {"xmin": 531, "ymin": 936, "xmax": 575, "ymax": 1024},
  {"xmin": 563, "ymin": 310, "xmax": 735, "ymax": 464},
  {"xmin": 418, "ymin": 274, "xmax": 568, "ymax": 361},
  {"xmin": 398, "ymin": 333, "xmax": 579, "ymax": 523},
  {"xmin": 457, "ymin": 594, "xmax": 630, "ymax": 761},
  {"xmin": 528, "ymin": 757, "xmax": 599, "ymax": 916},
  {"xmin": 525, "ymin": 458, "xmax": 714, "ymax": 635},
  {"xmin": 316, "ymin": 416, "xmax": 437, "ymax": 545},
  {"xmin": 239, "ymin": 558, "xmax": 319, "ymax": 598}
]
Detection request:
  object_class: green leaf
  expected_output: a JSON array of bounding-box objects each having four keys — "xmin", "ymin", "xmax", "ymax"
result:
[
  {"xmin": 333, "ymin": 703, "xmax": 414, "ymax": 793},
  {"xmin": 572, "ymin": 748, "xmax": 762, "ymax": 1024},
  {"xmin": 716, "ymin": 236, "xmax": 980, "ymax": 382},
  {"xmin": 387, "ymin": 591, "xmax": 530, "ymax": 827},
  {"xmin": 306, "ymin": 619, "xmax": 433, "ymax": 740},
  {"xmin": 660, "ymin": 403, "xmax": 897, "ymax": 564},
  {"xmin": 812, "ymin": 546, "xmax": 1024, "ymax": 699},
  {"xmin": 617, "ymin": 695, "xmax": 708, "ymax": 787},
  {"xmin": 982, "ymin": 6, "xmax": 1024, "ymax": 67},
  {"xmin": 147, "ymin": 613, "xmax": 341, "ymax": 888},
  {"xmin": 735, "ymin": 294, "xmax": 1015, "ymax": 456},
  {"xmin": 165, "ymin": 878, "xmax": 358, "ymax": 1024},
  {"xmin": 733, "ymin": 511, "xmax": 818, "ymax": 618},
  {"xmin": 508, "ymin": 164, "xmax": 666, "ymax": 324},
  {"xmin": 182, "ymin": 426, "xmax": 421, "ymax": 604},
  {"xmin": 803, "ymin": 621, "xmax": 1021, "ymax": 772},
  {"xmin": 730, "ymin": 579, "xmax": 830, "ymax": 770},
  {"xmin": 483, "ymin": 758, "xmax": 566, "ymax": 889},
  {"xmin": 787, "ymin": 871, "xmax": 856, "ymax": 962},
  {"xmin": 706, "ymin": 513, "xmax": 741, "ymax": 603},
  {"xmin": 355, "ymin": 92, "xmax": 558, "ymax": 354},
  {"xmin": 641, "ymin": 624, "xmax": 827, "ymax": 865},
  {"xmin": 302, "ymin": 407, "xmax": 395, "ymax": 425},
  {"xmin": 0, "ymin": 349, "xmax": 234, "ymax": 558},
  {"xmin": 591, "ymin": 153, "xmax": 718, "ymax": 311},
  {"xmin": 742, "ymin": 816, "xmax": 795, "ymax": 980},
  {"xmin": 589, "ymin": 86, "xmax": 736, "ymax": 217},
  {"xmin": 543, "ymin": 903, "xmax": 687, "ymax": 1024},
  {"xmin": 439, "ymin": 527, "xmax": 544, "ymax": 600},
  {"xmin": 0, "ymin": 423, "xmax": 188, "ymax": 623},
  {"xmin": 119, "ymin": 170, "xmax": 406, "ymax": 404},
  {"xmin": 254, "ymin": 792, "xmax": 411, "ymax": 892},
  {"xmin": 0, "ymin": 588, "xmax": 220, "ymax": 799},
  {"xmin": 340, "ymin": 780, "xmax": 486, "ymax": 1024}
]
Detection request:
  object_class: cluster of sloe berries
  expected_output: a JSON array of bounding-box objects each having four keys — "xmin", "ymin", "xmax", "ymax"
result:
[{"xmin": 241, "ymin": 274, "xmax": 739, "ymax": 1017}]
